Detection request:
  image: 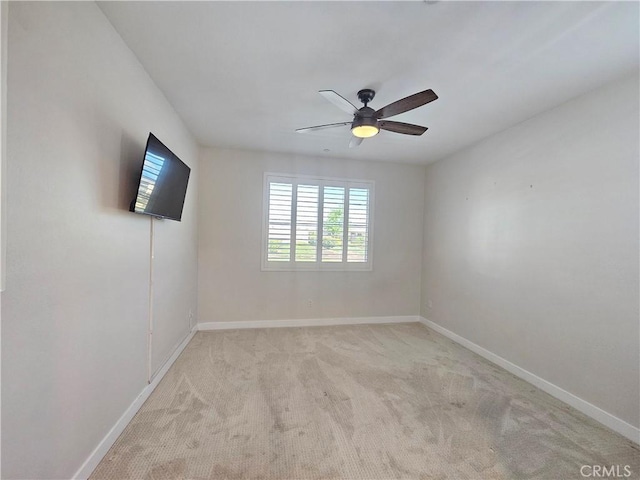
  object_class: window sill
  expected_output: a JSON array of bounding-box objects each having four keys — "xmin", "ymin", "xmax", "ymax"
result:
[{"xmin": 261, "ymin": 262, "xmax": 373, "ymax": 272}]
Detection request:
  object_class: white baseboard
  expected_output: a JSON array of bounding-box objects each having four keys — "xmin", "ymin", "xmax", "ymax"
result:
[
  {"xmin": 72, "ymin": 328, "xmax": 197, "ymax": 480},
  {"xmin": 419, "ymin": 317, "xmax": 640, "ymax": 444},
  {"xmin": 198, "ymin": 315, "xmax": 420, "ymax": 331}
]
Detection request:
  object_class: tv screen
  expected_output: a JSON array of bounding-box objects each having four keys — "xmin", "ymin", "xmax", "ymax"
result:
[{"xmin": 131, "ymin": 133, "xmax": 191, "ymax": 222}]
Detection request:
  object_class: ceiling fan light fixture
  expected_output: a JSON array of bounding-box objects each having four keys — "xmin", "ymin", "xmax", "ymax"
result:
[
  {"xmin": 351, "ymin": 116, "xmax": 379, "ymax": 138},
  {"xmin": 352, "ymin": 125, "xmax": 379, "ymax": 138}
]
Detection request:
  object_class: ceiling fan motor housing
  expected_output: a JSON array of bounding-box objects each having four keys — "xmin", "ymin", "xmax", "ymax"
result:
[
  {"xmin": 351, "ymin": 106, "xmax": 379, "ymax": 137},
  {"xmin": 352, "ymin": 106, "xmax": 378, "ymax": 129}
]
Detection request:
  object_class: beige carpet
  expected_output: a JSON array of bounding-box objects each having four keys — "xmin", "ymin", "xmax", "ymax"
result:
[{"xmin": 90, "ymin": 323, "xmax": 639, "ymax": 480}]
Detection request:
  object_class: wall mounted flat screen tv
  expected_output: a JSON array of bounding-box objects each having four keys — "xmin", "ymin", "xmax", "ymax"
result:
[{"xmin": 131, "ymin": 133, "xmax": 191, "ymax": 222}]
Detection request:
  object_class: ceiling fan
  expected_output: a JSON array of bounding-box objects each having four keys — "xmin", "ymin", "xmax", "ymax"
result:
[{"xmin": 296, "ymin": 88, "xmax": 438, "ymax": 148}]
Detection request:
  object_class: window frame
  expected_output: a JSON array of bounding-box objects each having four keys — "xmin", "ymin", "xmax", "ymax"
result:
[{"xmin": 261, "ymin": 173, "xmax": 374, "ymax": 272}]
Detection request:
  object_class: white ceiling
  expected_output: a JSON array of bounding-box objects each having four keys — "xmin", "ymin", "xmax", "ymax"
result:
[{"xmin": 99, "ymin": 1, "xmax": 639, "ymax": 165}]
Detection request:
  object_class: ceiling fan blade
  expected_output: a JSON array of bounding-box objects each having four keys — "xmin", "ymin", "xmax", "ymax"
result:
[
  {"xmin": 379, "ymin": 120, "xmax": 428, "ymax": 136},
  {"xmin": 376, "ymin": 89, "xmax": 438, "ymax": 120},
  {"xmin": 349, "ymin": 136, "xmax": 364, "ymax": 148},
  {"xmin": 319, "ymin": 90, "xmax": 358, "ymax": 115},
  {"xmin": 296, "ymin": 121, "xmax": 351, "ymax": 133}
]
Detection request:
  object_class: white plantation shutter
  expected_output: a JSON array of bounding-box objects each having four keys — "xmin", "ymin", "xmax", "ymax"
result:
[
  {"xmin": 295, "ymin": 184, "xmax": 319, "ymax": 262},
  {"xmin": 263, "ymin": 174, "xmax": 374, "ymax": 271},
  {"xmin": 321, "ymin": 186, "xmax": 345, "ymax": 262},
  {"xmin": 347, "ymin": 188, "xmax": 369, "ymax": 262},
  {"xmin": 266, "ymin": 183, "xmax": 292, "ymax": 261}
]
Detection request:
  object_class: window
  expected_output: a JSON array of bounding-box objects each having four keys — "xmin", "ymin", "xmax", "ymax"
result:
[{"xmin": 262, "ymin": 173, "xmax": 374, "ymax": 271}]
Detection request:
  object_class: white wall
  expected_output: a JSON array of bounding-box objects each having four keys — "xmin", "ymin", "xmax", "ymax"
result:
[
  {"xmin": 0, "ymin": 2, "xmax": 6, "ymax": 474},
  {"xmin": 151, "ymin": 204, "xmax": 198, "ymax": 376},
  {"xmin": 1, "ymin": 3, "xmax": 198, "ymax": 479},
  {"xmin": 421, "ymin": 73, "xmax": 639, "ymax": 429},
  {"xmin": 1, "ymin": 0, "xmax": 7, "ymax": 291},
  {"xmin": 198, "ymin": 148, "xmax": 425, "ymax": 323}
]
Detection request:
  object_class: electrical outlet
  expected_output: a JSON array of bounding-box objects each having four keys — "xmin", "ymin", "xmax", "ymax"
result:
[
  {"xmin": 427, "ymin": 300, "xmax": 433, "ymax": 308},
  {"xmin": 307, "ymin": 299, "xmax": 313, "ymax": 308}
]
